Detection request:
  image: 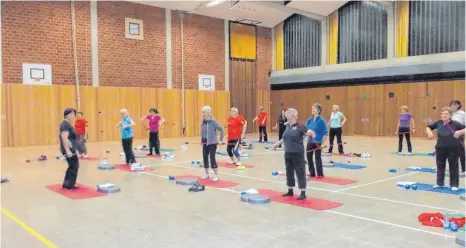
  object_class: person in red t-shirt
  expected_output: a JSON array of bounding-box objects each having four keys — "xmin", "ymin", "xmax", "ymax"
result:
[
  {"xmin": 253, "ymin": 106, "xmax": 268, "ymax": 142},
  {"xmin": 227, "ymin": 107, "xmax": 247, "ymax": 170},
  {"xmin": 74, "ymin": 112, "xmax": 88, "ymax": 158}
]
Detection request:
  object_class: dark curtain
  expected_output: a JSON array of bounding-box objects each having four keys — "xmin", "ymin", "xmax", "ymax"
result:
[
  {"xmin": 284, "ymin": 14, "xmax": 321, "ymax": 69},
  {"xmin": 338, "ymin": 1, "xmax": 387, "ymax": 63},
  {"xmin": 409, "ymin": 1, "xmax": 465, "ymax": 56}
]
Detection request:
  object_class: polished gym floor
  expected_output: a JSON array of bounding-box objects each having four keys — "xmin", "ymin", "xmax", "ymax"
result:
[{"xmin": 1, "ymin": 134, "xmax": 464, "ymax": 248}]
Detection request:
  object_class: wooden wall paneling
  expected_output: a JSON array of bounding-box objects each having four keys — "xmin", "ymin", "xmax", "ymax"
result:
[
  {"xmin": 184, "ymin": 89, "xmax": 198, "ymax": 137},
  {"xmin": 118, "ymin": 87, "xmax": 142, "ymax": 139},
  {"xmin": 406, "ymin": 82, "xmax": 427, "ymax": 138},
  {"xmin": 157, "ymin": 89, "xmax": 181, "ymax": 138},
  {"xmin": 383, "ymin": 84, "xmax": 408, "ymax": 136},
  {"xmin": 79, "ymin": 86, "xmax": 98, "ymax": 142},
  {"xmin": 230, "ymin": 59, "xmax": 256, "ymax": 133},
  {"xmin": 96, "ymin": 87, "xmax": 121, "ymax": 142},
  {"xmin": 215, "ymin": 91, "xmax": 230, "ymax": 131},
  {"xmin": 138, "ymin": 87, "xmax": 157, "ymax": 142},
  {"xmin": 1, "ymin": 85, "xmax": 11, "ymax": 147}
]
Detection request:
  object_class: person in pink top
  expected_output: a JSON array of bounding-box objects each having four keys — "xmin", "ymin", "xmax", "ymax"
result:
[{"xmin": 141, "ymin": 108, "xmax": 165, "ymax": 156}]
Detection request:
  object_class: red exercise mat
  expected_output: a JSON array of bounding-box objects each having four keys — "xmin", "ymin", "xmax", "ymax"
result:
[
  {"xmin": 175, "ymin": 175, "xmax": 239, "ymax": 188},
  {"xmin": 278, "ymin": 173, "xmax": 358, "ymax": 185},
  {"xmin": 114, "ymin": 164, "xmax": 154, "ymax": 172},
  {"xmin": 257, "ymin": 189, "xmax": 343, "ymax": 210},
  {"xmin": 46, "ymin": 183, "xmax": 107, "ymax": 200},
  {"xmin": 217, "ymin": 162, "xmax": 254, "ymax": 169}
]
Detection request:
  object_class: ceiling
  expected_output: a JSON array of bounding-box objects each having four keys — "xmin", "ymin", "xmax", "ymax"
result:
[{"xmin": 128, "ymin": 0, "xmax": 350, "ymax": 28}]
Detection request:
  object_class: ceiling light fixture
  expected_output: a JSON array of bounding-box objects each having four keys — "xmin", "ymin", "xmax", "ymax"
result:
[{"xmin": 205, "ymin": 0, "xmax": 227, "ymax": 8}]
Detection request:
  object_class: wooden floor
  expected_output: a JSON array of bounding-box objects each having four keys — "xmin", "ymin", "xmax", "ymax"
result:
[{"xmin": 1, "ymin": 134, "xmax": 464, "ymax": 248}]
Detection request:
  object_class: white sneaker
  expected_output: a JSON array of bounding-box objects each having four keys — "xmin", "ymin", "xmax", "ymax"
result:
[
  {"xmin": 83, "ymin": 154, "xmax": 88, "ymax": 158},
  {"xmin": 211, "ymin": 176, "xmax": 219, "ymax": 182},
  {"xmin": 228, "ymin": 161, "xmax": 236, "ymax": 165},
  {"xmin": 452, "ymin": 187, "xmax": 459, "ymax": 191},
  {"xmin": 433, "ymin": 185, "xmax": 441, "ymax": 188},
  {"xmin": 201, "ymin": 175, "xmax": 209, "ymax": 180},
  {"xmin": 236, "ymin": 162, "xmax": 242, "ymax": 166}
]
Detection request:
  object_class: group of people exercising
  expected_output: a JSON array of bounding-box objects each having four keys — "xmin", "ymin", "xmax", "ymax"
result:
[{"xmin": 58, "ymin": 100, "xmax": 464, "ymax": 196}]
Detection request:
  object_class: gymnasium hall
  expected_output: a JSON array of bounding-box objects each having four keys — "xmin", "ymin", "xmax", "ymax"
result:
[{"xmin": 0, "ymin": 1, "xmax": 465, "ymax": 247}]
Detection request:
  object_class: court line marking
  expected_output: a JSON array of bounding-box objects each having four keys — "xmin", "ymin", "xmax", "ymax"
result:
[
  {"xmin": 333, "ymin": 172, "xmax": 419, "ymax": 193},
  {"xmin": 166, "ymin": 163, "xmax": 464, "ymax": 213},
  {"xmin": 140, "ymin": 171, "xmax": 455, "ymax": 239},
  {"xmin": 1, "ymin": 207, "xmax": 59, "ymax": 248}
]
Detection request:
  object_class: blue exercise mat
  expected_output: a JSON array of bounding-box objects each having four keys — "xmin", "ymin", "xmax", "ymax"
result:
[
  {"xmin": 397, "ymin": 183, "xmax": 465, "ymax": 195},
  {"xmin": 333, "ymin": 163, "xmax": 366, "ymax": 170},
  {"xmin": 405, "ymin": 167, "xmax": 436, "ymax": 173}
]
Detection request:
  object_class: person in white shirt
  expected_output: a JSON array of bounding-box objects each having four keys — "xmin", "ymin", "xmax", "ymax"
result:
[
  {"xmin": 327, "ymin": 105, "xmax": 347, "ymax": 154},
  {"xmin": 450, "ymin": 100, "xmax": 465, "ymax": 176}
]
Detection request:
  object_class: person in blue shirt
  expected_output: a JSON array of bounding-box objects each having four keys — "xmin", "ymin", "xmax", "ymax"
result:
[
  {"xmin": 305, "ymin": 103, "xmax": 328, "ymax": 177},
  {"xmin": 116, "ymin": 109, "xmax": 136, "ymax": 165}
]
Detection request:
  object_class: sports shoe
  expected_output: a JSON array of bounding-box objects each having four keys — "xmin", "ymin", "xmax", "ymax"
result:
[
  {"xmin": 200, "ymin": 175, "xmax": 209, "ymax": 180},
  {"xmin": 211, "ymin": 176, "xmax": 219, "ymax": 182},
  {"xmin": 228, "ymin": 161, "xmax": 236, "ymax": 165},
  {"xmin": 452, "ymin": 187, "xmax": 459, "ymax": 191},
  {"xmin": 433, "ymin": 185, "xmax": 441, "ymax": 188},
  {"xmin": 83, "ymin": 154, "xmax": 88, "ymax": 158}
]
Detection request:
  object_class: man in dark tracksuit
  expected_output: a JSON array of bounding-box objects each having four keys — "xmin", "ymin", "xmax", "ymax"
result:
[{"xmin": 426, "ymin": 108, "xmax": 465, "ymax": 190}]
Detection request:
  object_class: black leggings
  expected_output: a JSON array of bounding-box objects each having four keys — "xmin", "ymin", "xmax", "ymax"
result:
[
  {"xmin": 203, "ymin": 144, "xmax": 218, "ymax": 169},
  {"xmin": 122, "ymin": 137, "xmax": 136, "ymax": 164},
  {"xmin": 398, "ymin": 127, "xmax": 412, "ymax": 152},
  {"xmin": 307, "ymin": 142, "xmax": 323, "ymax": 177},
  {"xmin": 149, "ymin": 131, "xmax": 160, "ymax": 155},
  {"xmin": 259, "ymin": 126, "xmax": 268, "ymax": 142},
  {"xmin": 328, "ymin": 127, "xmax": 343, "ymax": 154},
  {"xmin": 278, "ymin": 126, "xmax": 285, "ymax": 147},
  {"xmin": 284, "ymin": 152, "xmax": 306, "ymax": 189},
  {"xmin": 227, "ymin": 139, "xmax": 240, "ymax": 158},
  {"xmin": 436, "ymin": 146, "xmax": 460, "ymax": 187},
  {"xmin": 460, "ymin": 136, "xmax": 465, "ymax": 172},
  {"xmin": 63, "ymin": 155, "xmax": 79, "ymax": 188}
]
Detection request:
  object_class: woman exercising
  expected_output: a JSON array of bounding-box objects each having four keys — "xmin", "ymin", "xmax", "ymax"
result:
[
  {"xmin": 117, "ymin": 109, "xmax": 136, "ymax": 165},
  {"xmin": 200, "ymin": 106, "xmax": 224, "ymax": 181},
  {"xmin": 305, "ymin": 103, "xmax": 328, "ymax": 178},
  {"xmin": 253, "ymin": 107, "xmax": 268, "ymax": 142},
  {"xmin": 327, "ymin": 105, "xmax": 346, "ymax": 154},
  {"xmin": 273, "ymin": 108, "xmax": 314, "ymax": 200},
  {"xmin": 274, "ymin": 109, "xmax": 287, "ymax": 148},
  {"xmin": 141, "ymin": 108, "xmax": 165, "ymax": 156},
  {"xmin": 227, "ymin": 107, "xmax": 247, "ymax": 170},
  {"xmin": 75, "ymin": 111, "xmax": 88, "ymax": 158},
  {"xmin": 450, "ymin": 100, "xmax": 465, "ymax": 176},
  {"xmin": 60, "ymin": 108, "xmax": 80, "ymax": 189},
  {"xmin": 396, "ymin": 106, "xmax": 415, "ymax": 154},
  {"xmin": 426, "ymin": 107, "xmax": 465, "ymax": 191}
]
